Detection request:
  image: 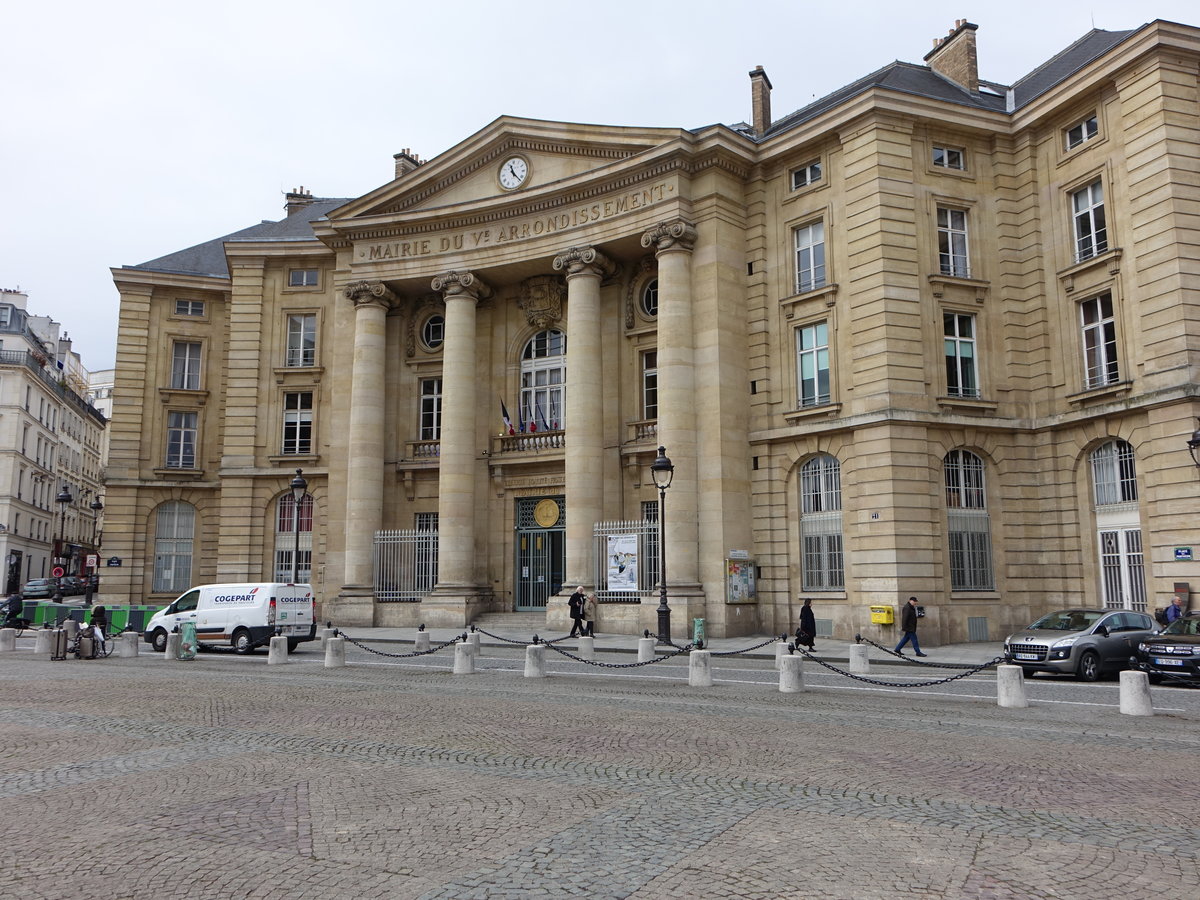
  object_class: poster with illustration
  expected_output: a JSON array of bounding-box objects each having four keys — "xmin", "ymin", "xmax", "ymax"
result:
[
  {"xmin": 726, "ymin": 558, "xmax": 757, "ymax": 604},
  {"xmin": 607, "ymin": 534, "xmax": 638, "ymax": 591}
]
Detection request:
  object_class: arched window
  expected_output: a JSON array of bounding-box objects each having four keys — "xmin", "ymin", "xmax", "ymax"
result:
[
  {"xmin": 274, "ymin": 493, "xmax": 313, "ymax": 582},
  {"xmin": 153, "ymin": 501, "xmax": 195, "ymax": 593},
  {"xmin": 520, "ymin": 330, "xmax": 565, "ymax": 431},
  {"xmin": 800, "ymin": 455, "xmax": 843, "ymax": 590},
  {"xmin": 944, "ymin": 450, "xmax": 993, "ymax": 591},
  {"xmin": 1089, "ymin": 440, "xmax": 1144, "ymax": 611}
]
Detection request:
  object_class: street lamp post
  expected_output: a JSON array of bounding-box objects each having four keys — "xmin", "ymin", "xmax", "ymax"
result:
[
  {"xmin": 53, "ymin": 485, "xmax": 73, "ymax": 602},
  {"xmin": 290, "ymin": 469, "xmax": 308, "ymax": 584},
  {"xmin": 86, "ymin": 497, "xmax": 103, "ymax": 606},
  {"xmin": 650, "ymin": 446, "xmax": 675, "ymax": 645}
]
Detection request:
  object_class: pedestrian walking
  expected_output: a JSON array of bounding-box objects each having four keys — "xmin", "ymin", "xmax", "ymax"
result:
[
  {"xmin": 568, "ymin": 585, "xmax": 586, "ymax": 637},
  {"xmin": 1166, "ymin": 596, "xmax": 1185, "ymax": 623},
  {"xmin": 582, "ymin": 592, "xmax": 597, "ymax": 637},
  {"xmin": 796, "ymin": 598, "xmax": 816, "ymax": 651},
  {"xmin": 894, "ymin": 596, "xmax": 927, "ymax": 657}
]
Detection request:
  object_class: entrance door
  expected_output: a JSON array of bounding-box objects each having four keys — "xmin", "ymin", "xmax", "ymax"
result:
[{"xmin": 515, "ymin": 497, "xmax": 565, "ymax": 610}]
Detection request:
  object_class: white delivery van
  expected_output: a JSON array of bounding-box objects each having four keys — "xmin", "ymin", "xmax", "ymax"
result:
[{"xmin": 143, "ymin": 583, "xmax": 316, "ymax": 654}]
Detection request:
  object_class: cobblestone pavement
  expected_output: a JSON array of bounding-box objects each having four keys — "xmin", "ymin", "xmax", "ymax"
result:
[{"xmin": 2, "ymin": 643, "xmax": 1198, "ymax": 899}]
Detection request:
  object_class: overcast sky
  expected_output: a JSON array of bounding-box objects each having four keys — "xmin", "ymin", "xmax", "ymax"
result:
[{"xmin": 3, "ymin": 1, "xmax": 1196, "ymax": 371}]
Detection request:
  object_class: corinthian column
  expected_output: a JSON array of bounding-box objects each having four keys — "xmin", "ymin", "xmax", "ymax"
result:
[
  {"xmin": 640, "ymin": 220, "xmax": 700, "ymax": 592},
  {"xmin": 552, "ymin": 246, "xmax": 615, "ymax": 589},
  {"xmin": 342, "ymin": 280, "xmax": 396, "ymax": 589},
  {"xmin": 430, "ymin": 271, "xmax": 492, "ymax": 607}
]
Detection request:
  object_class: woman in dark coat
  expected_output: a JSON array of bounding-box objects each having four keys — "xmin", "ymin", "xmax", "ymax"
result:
[{"xmin": 797, "ymin": 598, "xmax": 816, "ymax": 651}]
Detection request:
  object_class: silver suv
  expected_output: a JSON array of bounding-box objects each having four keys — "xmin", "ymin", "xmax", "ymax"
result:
[{"xmin": 1004, "ymin": 608, "xmax": 1157, "ymax": 681}]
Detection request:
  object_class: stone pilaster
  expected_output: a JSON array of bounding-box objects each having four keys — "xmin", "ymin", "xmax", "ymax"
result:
[
  {"xmin": 640, "ymin": 220, "xmax": 701, "ymax": 594},
  {"xmin": 553, "ymin": 247, "xmax": 615, "ymax": 589},
  {"xmin": 425, "ymin": 270, "xmax": 492, "ymax": 625},
  {"xmin": 339, "ymin": 280, "xmax": 396, "ymax": 609}
]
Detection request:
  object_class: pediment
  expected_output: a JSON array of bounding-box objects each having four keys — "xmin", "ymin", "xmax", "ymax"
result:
[{"xmin": 329, "ymin": 116, "xmax": 687, "ymax": 225}]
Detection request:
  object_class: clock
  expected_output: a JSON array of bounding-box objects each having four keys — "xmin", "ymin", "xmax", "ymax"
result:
[{"xmin": 498, "ymin": 156, "xmax": 528, "ymax": 190}]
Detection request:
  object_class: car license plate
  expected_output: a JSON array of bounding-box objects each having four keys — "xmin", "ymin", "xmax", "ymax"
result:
[
  {"xmin": 1014, "ymin": 653, "xmax": 1039, "ymax": 661},
  {"xmin": 1153, "ymin": 657, "xmax": 1184, "ymax": 667}
]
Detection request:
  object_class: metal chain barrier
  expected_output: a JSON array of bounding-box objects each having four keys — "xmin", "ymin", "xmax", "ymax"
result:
[
  {"xmin": 854, "ymin": 634, "xmax": 1006, "ymax": 671},
  {"xmin": 543, "ymin": 640, "xmax": 695, "ymax": 668},
  {"xmin": 789, "ymin": 643, "xmax": 1004, "ymax": 688},
  {"xmin": 338, "ymin": 631, "xmax": 464, "ymax": 659},
  {"xmin": 708, "ymin": 635, "xmax": 787, "ymax": 657}
]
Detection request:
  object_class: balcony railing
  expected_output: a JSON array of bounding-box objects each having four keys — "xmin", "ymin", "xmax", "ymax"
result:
[{"xmin": 494, "ymin": 429, "xmax": 565, "ymax": 453}]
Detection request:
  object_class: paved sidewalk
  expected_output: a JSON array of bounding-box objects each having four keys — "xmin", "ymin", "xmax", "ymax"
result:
[{"xmin": 329, "ymin": 623, "xmax": 1006, "ymax": 667}]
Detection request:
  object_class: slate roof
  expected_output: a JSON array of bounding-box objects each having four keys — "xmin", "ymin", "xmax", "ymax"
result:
[
  {"xmin": 761, "ymin": 25, "xmax": 1147, "ymax": 141},
  {"xmin": 128, "ymin": 198, "xmax": 349, "ymax": 279}
]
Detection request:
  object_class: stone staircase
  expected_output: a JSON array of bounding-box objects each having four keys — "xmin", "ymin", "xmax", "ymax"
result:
[{"xmin": 470, "ymin": 611, "xmax": 547, "ymax": 634}]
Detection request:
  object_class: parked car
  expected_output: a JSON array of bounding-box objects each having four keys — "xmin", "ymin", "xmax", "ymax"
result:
[
  {"xmin": 1134, "ymin": 613, "xmax": 1200, "ymax": 685},
  {"xmin": 60, "ymin": 576, "xmax": 84, "ymax": 596},
  {"xmin": 1004, "ymin": 608, "xmax": 1157, "ymax": 681},
  {"xmin": 21, "ymin": 578, "xmax": 55, "ymax": 599}
]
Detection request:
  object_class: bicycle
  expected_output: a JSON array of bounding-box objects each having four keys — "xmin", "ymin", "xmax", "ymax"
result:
[{"xmin": 2, "ymin": 616, "xmax": 31, "ymax": 637}]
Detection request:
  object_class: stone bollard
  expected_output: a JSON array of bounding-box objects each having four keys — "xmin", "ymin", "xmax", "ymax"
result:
[
  {"xmin": 775, "ymin": 639, "xmax": 789, "ymax": 670},
  {"xmin": 415, "ymin": 631, "xmax": 431, "ymax": 652},
  {"xmin": 576, "ymin": 635, "xmax": 595, "ymax": 660},
  {"xmin": 453, "ymin": 641, "xmax": 474, "ymax": 674},
  {"xmin": 849, "ymin": 644, "xmax": 871, "ymax": 674},
  {"xmin": 637, "ymin": 637, "xmax": 656, "ymax": 662},
  {"xmin": 779, "ymin": 654, "xmax": 805, "ymax": 692},
  {"xmin": 525, "ymin": 643, "xmax": 547, "ymax": 678},
  {"xmin": 35, "ymin": 628, "xmax": 53, "ymax": 655},
  {"xmin": 268, "ymin": 635, "xmax": 289, "ymax": 664},
  {"xmin": 689, "ymin": 649, "xmax": 713, "ymax": 687},
  {"xmin": 324, "ymin": 635, "xmax": 346, "ymax": 668},
  {"xmin": 119, "ymin": 632, "xmax": 139, "ymax": 658},
  {"xmin": 0, "ymin": 628, "xmax": 15, "ymax": 653},
  {"xmin": 165, "ymin": 632, "xmax": 182, "ymax": 660},
  {"xmin": 319, "ymin": 626, "xmax": 336, "ymax": 649},
  {"xmin": 467, "ymin": 631, "xmax": 482, "ymax": 655},
  {"xmin": 996, "ymin": 664, "xmax": 1028, "ymax": 708},
  {"xmin": 1119, "ymin": 670, "xmax": 1154, "ymax": 717},
  {"xmin": 65, "ymin": 619, "xmax": 80, "ymax": 641}
]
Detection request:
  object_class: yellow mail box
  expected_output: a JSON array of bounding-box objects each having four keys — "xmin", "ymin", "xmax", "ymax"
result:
[{"xmin": 870, "ymin": 606, "xmax": 894, "ymax": 625}]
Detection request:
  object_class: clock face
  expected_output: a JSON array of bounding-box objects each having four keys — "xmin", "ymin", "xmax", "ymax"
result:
[{"xmin": 499, "ymin": 156, "xmax": 528, "ymax": 190}]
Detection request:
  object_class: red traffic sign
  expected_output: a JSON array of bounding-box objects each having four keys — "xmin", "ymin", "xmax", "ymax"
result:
[{"xmin": 52, "ymin": 566, "xmax": 65, "ymax": 578}]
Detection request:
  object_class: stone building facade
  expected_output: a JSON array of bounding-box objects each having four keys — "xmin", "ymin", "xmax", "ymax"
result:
[{"xmin": 105, "ymin": 20, "xmax": 1200, "ymax": 643}]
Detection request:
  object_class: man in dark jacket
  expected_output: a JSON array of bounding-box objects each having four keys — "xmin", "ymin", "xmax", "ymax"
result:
[
  {"xmin": 567, "ymin": 586, "xmax": 586, "ymax": 637},
  {"xmin": 893, "ymin": 596, "xmax": 927, "ymax": 657}
]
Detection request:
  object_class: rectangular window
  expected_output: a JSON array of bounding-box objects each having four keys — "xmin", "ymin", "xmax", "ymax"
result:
[
  {"xmin": 932, "ymin": 146, "xmax": 965, "ymax": 170},
  {"xmin": 948, "ymin": 510, "xmax": 994, "ymax": 591},
  {"xmin": 642, "ymin": 350, "xmax": 658, "ymax": 420},
  {"xmin": 281, "ymin": 392, "xmax": 314, "ymax": 454},
  {"xmin": 796, "ymin": 321, "xmax": 830, "ymax": 407},
  {"xmin": 1072, "ymin": 180, "xmax": 1107, "ymax": 262},
  {"xmin": 288, "ymin": 268, "xmax": 319, "ymax": 287},
  {"xmin": 1065, "ymin": 115, "xmax": 1098, "ymax": 150},
  {"xmin": 1081, "ymin": 293, "xmax": 1119, "ymax": 389},
  {"xmin": 174, "ymin": 299, "xmax": 205, "ymax": 317},
  {"xmin": 165, "ymin": 411, "xmax": 198, "ymax": 468},
  {"xmin": 790, "ymin": 161, "xmax": 822, "ymax": 190},
  {"xmin": 943, "ymin": 313, "xmax": 979, "ymax": 398},
  {"xmin": 937, "ymin": 207, "xmax": 970, "ymax": 277},
  {"xmin": 419, "ymin": 378, "xmax": 442, "ymax": 441},
  {"xmin": 285, "ymin": 313, "xmax": 317, "ymax": 367},
  {"xmin": 793, "ymin": 222, "xmax": 826, "ymax": 294},
  {"xmin": 170, "ymin": 341, "xmax": 202, "ymax": 390}
]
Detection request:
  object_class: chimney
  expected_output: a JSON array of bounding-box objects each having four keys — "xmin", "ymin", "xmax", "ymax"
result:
[
  {"xmin": 394, "ymin": 148, "xmax": 423, "ymax": 179},
  {"xmin": 285, "ymin": 186, "xmax": 315, "ymax": 216},
  {"xmin": 924, "ymin": 19, "xmax": 979, "ymax": 93},
  {"xmin": 749, "ymin": 66, "xmax": 772, "ymax": 136}
]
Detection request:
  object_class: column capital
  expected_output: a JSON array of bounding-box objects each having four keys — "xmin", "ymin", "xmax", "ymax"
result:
[
  {"xmin": 552, "ymin": 246, "xmax": 616, "ymax": 281},
  {"xmin": 344, "ymin": 280, "xmax": 398, "ymax": 310},
  {"xmin": 640, "ymin": 219, "xmax": 697, "ymax": 254},
  {"xmin": 431, "ymin": 270, "xmax": 493, "ymax": 302}
]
